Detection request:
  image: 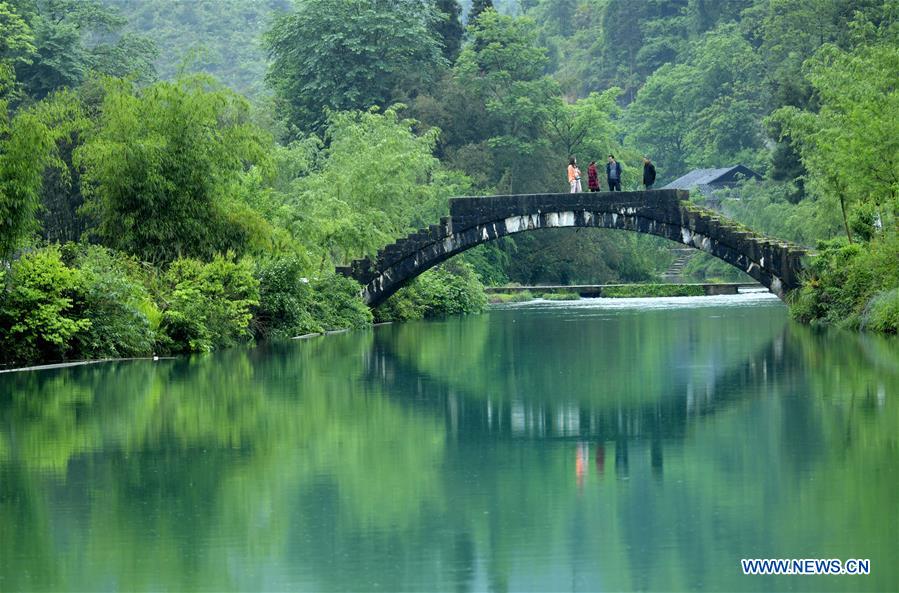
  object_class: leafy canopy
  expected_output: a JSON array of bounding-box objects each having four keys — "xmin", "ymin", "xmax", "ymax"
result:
[
  {"xmin": 279, "ymin": 105, "xmax": 470, "ymax": 267},
  {"xmin": 0, "ymin": 89, "xmax": 86, "ymax": 259},
  {"xmin": 265, "ymin": 0, "xmax": 446, "ymax": 135},
  {"xmin": 10, "ymin": 0, "xmax": 157, "ymax": 99},
  {"xmin": 771, "ymin": 8, "xmax": 899, "ymax": 236},
  {"xmin": 75, "ymin": 76, "xmax": 274, "ymax": 264}
]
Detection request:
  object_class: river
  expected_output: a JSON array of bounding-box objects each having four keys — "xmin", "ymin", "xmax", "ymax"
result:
[{"xmin": 1, "ymin": 294, "xmax": 897, "ymax": 592}]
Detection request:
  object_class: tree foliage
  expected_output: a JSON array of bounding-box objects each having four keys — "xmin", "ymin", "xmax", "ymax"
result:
[
  {"xmin": 2, "ymin": 0, "xmax": 898, "ymax": 365},
  {"xmin": 468, "ymin": 0, "xmax": 494, "ymax": 23},
  {"xmin": 102, "ymin": 0, "xmax": 289, "ymax": 98},
  {"xmin": 434, "ymin": 0, "xmax": 464, "ymax": 61},
  {"xmin": 772, "ymin": 8, "xmax": 899, "ymax": 239},
  {"xmin": 75, "ymin": 76, "xmax": 273, "ymax": 264},
  {"xmin": 278, "ymin": 105, "xmax": 470, "ymax": 267},
  {"xmin": 8, "ymin": 0, "xmax": 157, "ymax": 100},
  {"xmin": 0, "ymin": 244, "xmax": 90, "ymax": 363},
  {"xmin": 156, "ymin": 254, "xmax": 260, "ymax": 354},
  {"xmin": 265, "ymin": 0, "xmax": 445, "ymax": 135},
  {"xmin": 0, "ymin": 89, "xmax": 85, "ymax": 259},
  {"xmin": 453, "ymin": 9, "xmax": 559, "ymax": 192}
]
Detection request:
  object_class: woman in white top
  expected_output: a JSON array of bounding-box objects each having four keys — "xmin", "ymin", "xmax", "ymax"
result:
[{"xmin": 567, "ymin": 157, "xmax": 582, "ymax": 193}]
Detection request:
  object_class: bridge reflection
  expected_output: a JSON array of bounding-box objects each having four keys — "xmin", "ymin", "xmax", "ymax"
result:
[{"xmin": 364, "ymin": 312, "xmax": 794, "ymax": 466}]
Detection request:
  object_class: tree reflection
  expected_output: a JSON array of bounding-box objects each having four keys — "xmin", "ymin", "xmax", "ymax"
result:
[{"xmin": 0, "ymin": 306, "xmax": 897, "ymax": 591}]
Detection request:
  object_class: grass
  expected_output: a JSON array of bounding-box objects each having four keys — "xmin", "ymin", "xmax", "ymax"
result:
[
  {"xmin": 488, "ymin": 283, "xmax": 711, "ymax": 303},
  {"xmin": 488, "ymin": 290, "xmax": 535, "ymax": 304},
  {"xmin": 541, "ymin": 292, "xmax": 581, "ymax": 301},
  {"xmin": 602, "ymin": 284, "xmax": 705, "ymax": 298}
]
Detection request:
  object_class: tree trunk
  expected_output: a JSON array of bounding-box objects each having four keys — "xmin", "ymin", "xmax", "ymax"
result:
[{"xmin": 839, "ymin": 193, "xmax": 853, "ymax": 244}]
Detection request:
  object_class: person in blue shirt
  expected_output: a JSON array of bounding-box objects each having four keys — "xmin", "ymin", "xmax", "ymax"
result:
[{"xmin": 606, "ymin": 154, "xmax": 622, "ymax": 191}]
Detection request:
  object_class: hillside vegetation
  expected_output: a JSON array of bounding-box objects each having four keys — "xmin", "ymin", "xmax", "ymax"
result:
[{"xmin": 1, "ymin": 0, "xmax": 897, "ymax": 366}]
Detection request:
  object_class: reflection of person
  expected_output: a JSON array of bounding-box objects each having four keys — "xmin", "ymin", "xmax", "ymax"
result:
[
  {"xmin": 606, "ymin": 154, "xmax": 622, "ymax": 191},
  {"xmin": 615, "ymin": 437, "xmax": 629, "ymax": 478},
  {"xmin": 587, "ymin": 161, "xmax": 600, "ymax": 192},
  {"xmin": 568, "ymin": 157, "xmax": 582, "ymax": 193},
  {"xmin": 576, "ymin": 442, "xmax": 588, "ymax": 488},
  {"xmin": 595, "ymin": 443, "xmax": 605, "ymax": 474}
]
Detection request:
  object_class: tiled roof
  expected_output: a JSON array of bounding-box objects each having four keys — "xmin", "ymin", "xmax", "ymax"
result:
[{"xmin": 661, "ymin": 165, "xmax": 761, "ymax": 191}]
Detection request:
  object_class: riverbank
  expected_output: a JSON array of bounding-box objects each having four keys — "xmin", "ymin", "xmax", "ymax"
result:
[
  {"xmin": 3, "ymin": 238, "xmax": 895, "ymax": 370},
  {"xmin": 0, "ymin": 244, "xmax": 486, "ymax": 368},
  {"xmin": 790, "ymin": 236, "xmax": 898, "ymax": 334}
]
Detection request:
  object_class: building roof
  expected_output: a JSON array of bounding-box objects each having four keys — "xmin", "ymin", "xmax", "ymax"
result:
[{"xmin": 661, "ymin": 165, "xmax": 761, "ymax": 193}]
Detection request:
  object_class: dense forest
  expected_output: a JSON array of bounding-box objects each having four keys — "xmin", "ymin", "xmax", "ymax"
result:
[{"xmin": 1, "ymin": 0, "xmax": 897, "ymax": 365}]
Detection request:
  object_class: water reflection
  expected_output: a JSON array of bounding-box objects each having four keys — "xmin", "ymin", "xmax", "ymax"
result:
[{"xmin": 0, "ymin": 297, "xmax": 897, "ymax": 592}]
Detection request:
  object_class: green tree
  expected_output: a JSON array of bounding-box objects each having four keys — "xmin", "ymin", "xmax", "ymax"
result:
[
  {"xmin": 771, "ymin": 9, "xmax": 899, "ymax": 239},
  {"xmin": 623, "ymin": 62, "xmax": 699, "ymax": 177},
  {"xmin": 158, "ymin": 254, "xmax": 260, "ymax": 353},
  {"xmin": 544, "ymin": 88, "xmax": 621, "ymax": 161},
  {"xmin": 594, "ymin": 0, "xmax": 692, "ymax": 101},
  {"xmin": 0, "ymin": 0, "xmax": 36, "ymax": 103},
  {"xmin": 0, "ymin": 89, "xmax": 84, "ymax": 259},
  {"xmin": 468, "ymin": 0, "xmax": 493, "ymax": 23},
  {"xmin": 104, "ymin": 0, "xmax": 289, "ymax": 98},
  {"xmin": 455, "ymin": 9, "xmax": 559, "ymax": 192},
  {"xmin": 0, "ymin": 244, "xmax": 90, "ymax": 364},
  {"xmin": 278, "ymin": 105, "xmax": 470, "ymax": 268},
  {"xmin": 11, "ymin": 0, "xmax": 156, "ymax": 100},
  {"xmin": 265, "ymin": 0, "xmax": 445, "ymax": 135},
  {"xmin": 624, "ymin": 23, "xmax": 765, "ymax": 178},
  {"xmin": 434, "ymin": 0, "xmax": 464, "ymax": 62},
  {"xmin": 74, "ymin": 76, "xmax": 273, "ymax": 264},
  {"xmin": 69, "ymin": 244, "xmax": 159, "ymax": 359}
]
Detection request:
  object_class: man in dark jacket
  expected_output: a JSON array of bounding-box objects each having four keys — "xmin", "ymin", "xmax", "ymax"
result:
[
  {"xmin": 643, "ymin": 157, "xmax": 657, "ymax": 189},
  {"xmin": 606, "ymin": 155, "xmax": 622, "ymax": 191}
]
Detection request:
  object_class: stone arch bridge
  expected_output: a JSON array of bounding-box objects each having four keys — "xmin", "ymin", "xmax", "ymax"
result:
[{"xmin": 337, "ymin": 190, "xmax": 809, "ymax": 307}]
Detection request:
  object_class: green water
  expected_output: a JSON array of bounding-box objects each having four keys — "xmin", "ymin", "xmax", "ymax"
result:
[{"xmin": 1, "ymin": 294, "xmax": 897, "ymax": 592}]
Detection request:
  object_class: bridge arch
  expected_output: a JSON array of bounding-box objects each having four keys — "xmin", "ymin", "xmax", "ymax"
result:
[{"xmin": 338, "ymin": 190, "xmax": 808, "ymax": 307}]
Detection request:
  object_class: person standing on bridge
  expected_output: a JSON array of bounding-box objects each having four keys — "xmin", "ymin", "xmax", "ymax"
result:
[
  {"xmin": 643, "ymin": 156, "xmax": 656, "ymax": 189},
  {"xmin": 606, "ymin": 155, "xmax": 622, "ymax": 191},
  {"xmin": 587, "ymin": 160, "xmax": 601, "ymax": 192},
  {"xmin": 568, "ymin": 157, "xmax": 582, "ymax": 193}
]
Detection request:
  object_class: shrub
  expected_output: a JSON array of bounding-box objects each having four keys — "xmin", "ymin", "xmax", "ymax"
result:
[
  {"xmin": 253, "ymin": 255, "xmax": 319, "ymax": 340},
  {"xmin": 158, "ymin": 255, "xmax": 260, "ymax": 353},
  {"xmin": 541, "ymin": 292, "xmax": 581, "ymax": 301},
  {"xmin": 849, "ymin": 202, "xmax": 879, "ymax": 243},
  {"xmin": 373, "ymin": 281, "xmax": 428, "ymax": 322},
  {"xmin": 68, "ymin": 245, "xmax": 158, "ymax": 359},
  {"xmin": 375, "ymin": 261, "xmax": 487, "ymax": 322},
  {"xmin": 861, "ymin": 289, "xmax": 899, "ymax": 334},
  {"xmin": 602, "ymin": 284, "xmax": 705, "ymax": 298},
  {"xmin": 487, "ymin": 290, "xmax": 535, "ymax": 304},
  {"xmin": 790, "ymin": 235, "xmax": 899, "ymax": 331},
  {"xmin": 308, "ymin": 273, "xmax": 372, "ymax": 331},
  {"xmin": 683, "ymin": 252, "xmax": 752, "ymax": 282},
  {"xmin": 0, "ymin": 246, "xmax": 90, "ymax": 365}
]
